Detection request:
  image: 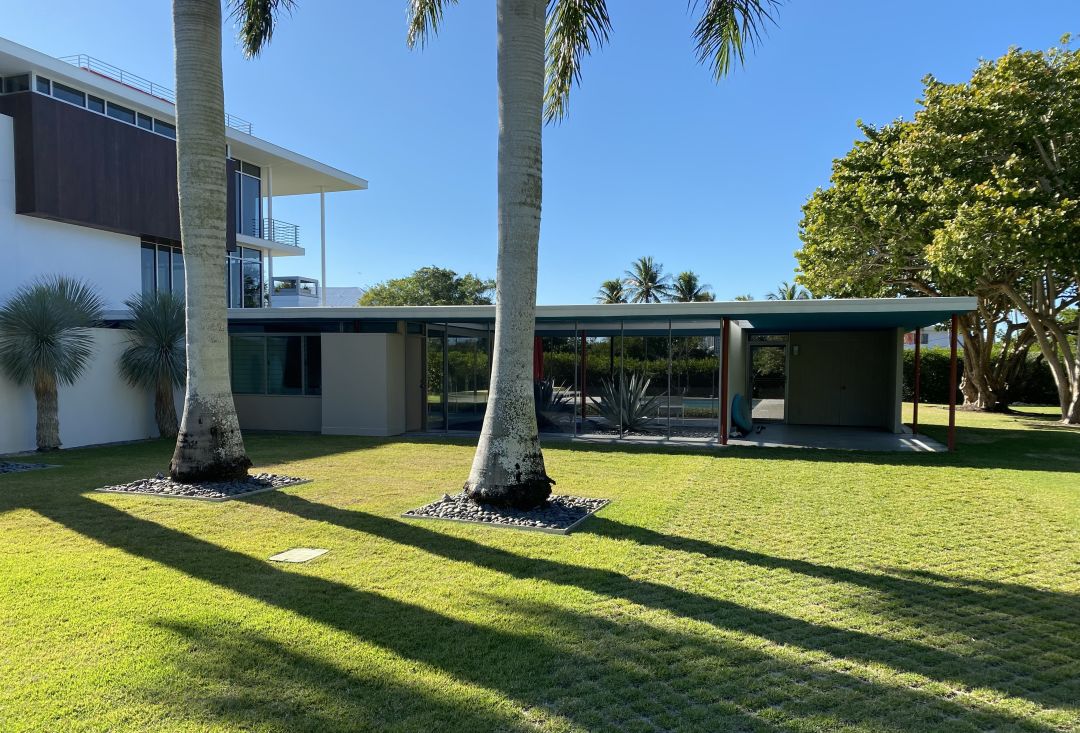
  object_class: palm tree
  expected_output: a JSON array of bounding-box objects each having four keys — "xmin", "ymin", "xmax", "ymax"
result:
[
  {"xmin": 412, "ymin": 0, "xmax": 782, "ymax": 507},
  {"xmin": 0, "ymin": 276, "xmax": 103, "ymax": 451},
  {"xmin": 624, "ymin": 256, "xmax": 673, "ymax": 303},
  {"xmin": 670, "ymin": 271, "xmax": 715, "ymax": 302},
  {"xmin": 119, "ymin": 291, "xmax": 186, "ymax": 439},
  {"xmin": 733, "ymin": 293, "xmax": 755, "ymax": 301},
  {"xmin": 168, "ymin": 0, "xmax": 255, "ymax": 481},
  {"xmin": 596, "ymin": 279, "xmax": 628, "ymax": 304},
  {"xmin": 767, "ymin": 281, "xmax": 811, "ymax": 300}
]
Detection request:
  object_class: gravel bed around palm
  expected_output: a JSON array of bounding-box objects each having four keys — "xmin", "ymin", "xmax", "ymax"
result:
[
  {"xmin": 94, "ymin": 472, "xmax": 308, "ymax": 501},
  {"xmin": 403, "ymin": 492, "xmax": 609, "ymax": 534},
  {"xmin": 0, "ymin": 461, "xmax": 56, "ymax": 475}
]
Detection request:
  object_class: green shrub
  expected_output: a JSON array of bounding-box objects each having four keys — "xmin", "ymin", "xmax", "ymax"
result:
[{"xmin": 901, "ymin": 348, "xmax": 1057, "ymax": 405}]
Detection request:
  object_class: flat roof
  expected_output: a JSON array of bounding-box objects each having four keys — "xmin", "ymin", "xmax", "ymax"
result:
[{"xmin": 220, "ymin": 297, "xmax": 977, "ymax": 332}]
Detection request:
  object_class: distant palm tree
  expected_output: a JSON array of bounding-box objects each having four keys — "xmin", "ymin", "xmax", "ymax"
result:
[
  {"xmin": 596, "ymin": 279, "xmax": 628, "ymax": 304},
  {"xmin": 733, "ymin": 293, "xmax": 755, "ymax": 301},
  {"xmin": 625, "ymin": 256, "xmax": 673, "ymax": 303},
  {"xmin": 670, "ymin": 271, "xmax": 714, "ymax": 302},
  {"xmin": 0, "ymin": 276, "xmax": 104, "ymax": 450},
  {"xmin": 767, "ymin": 281, "xmax": 811, "ymax": 300},
  {"xmin": 119, "ymin": 291, "xmax": 186, "ymax": 439}
]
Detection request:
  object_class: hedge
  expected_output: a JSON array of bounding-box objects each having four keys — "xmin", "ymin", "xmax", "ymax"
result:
[{"xmin": 902, "ymin": 348, "xmax": 1057, "ymax": 405}]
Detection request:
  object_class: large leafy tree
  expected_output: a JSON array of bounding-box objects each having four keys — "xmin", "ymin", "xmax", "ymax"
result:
[
  {"xmin": 0, "ymin": 277, "xmax": 104, "ymax": 451},
  {"xmin": 239, "ymin": 0, "xmax": 783, "ymax": 506},
  {"xmin": 905, "ymin": 41, "xmax": 1080, "ymax": 422},
  {"xmin": 624, "ymin": 256, "xmax": 673, "ymax": 303},
  {"xmin": 119, "ymin": 291, "xmax": 186, "ymax": 439},
  {"xmin": 359, "ymin": 266, "xmax": 494, "ymax": 306},
  {"xmin": 670, "ymin": 271, "xmax": 715, "ymax": 302},
  {"xmin": 801, "ymin": 41, "xmax": 1080, "ymax": 420}
]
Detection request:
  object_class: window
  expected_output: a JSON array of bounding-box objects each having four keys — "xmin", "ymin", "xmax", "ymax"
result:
[
  {"xmin": 226, "ymin": 246, "xmax": 264, "ymax": 308},
  {"xmin": 141, "ymin": 241, "xmax": 183, "ymax": 295},
  {"xmin": 230, "ymin": 336, "xmax": 267, "ymax": 394},
  {"xmin": 154, "ymin": 119, "xmax": 175, "ymax": 138},
  {"xmin": 87, "ymin": 95, "xmax": 105, "ymax": 114},
  {"xmin": 106, "ymin": 102, "xmax": 136, "ymax": 125},
  {"xmin": 229, "ymin": 334, "xmax": 322, "ymax": 396},
  {"xmin": 52, "ymin": 82, "xmax": 86, "ymax": 107},
  {"xmin": 4, "ymin": 75, "xmax": 29, "ymax": 93},
  {"xmin": 921, "ymin": 333, "xmax": 930, "ymax": 345},
  {"xmin": 137, "ymin": 112, "xmax": 153, "ymax": 130},
  {"xmin": 36, "ymin": 76, "xmax": 51, "ymax": 94},
  {"xmin": 232, "ymin": 160, "xmax": 262, "ymax": 238}
]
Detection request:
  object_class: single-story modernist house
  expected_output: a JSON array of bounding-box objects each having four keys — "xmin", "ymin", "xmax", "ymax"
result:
[{"xmin": 219, "ymin": 296, "xmax": 974, "ymax": 450}]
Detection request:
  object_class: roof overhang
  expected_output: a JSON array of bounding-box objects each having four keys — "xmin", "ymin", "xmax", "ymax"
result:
[{"xmin": 221, "ymin": 297, "xmax": 977, "ymax": 332}]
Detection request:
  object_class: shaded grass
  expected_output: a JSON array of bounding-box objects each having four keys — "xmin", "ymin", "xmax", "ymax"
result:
[{"xmin": 0, "ymin": 406, "xmax": 1077, "ymax": 731}]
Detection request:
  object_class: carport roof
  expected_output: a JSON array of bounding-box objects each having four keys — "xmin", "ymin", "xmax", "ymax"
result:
[{"xmin": 221, "ymin": 296, "xmax": 976, "ymax": 332}]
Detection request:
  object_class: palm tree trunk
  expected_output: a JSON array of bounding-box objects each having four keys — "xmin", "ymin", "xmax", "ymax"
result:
[
  {"xmin": 464, "ymin": 0, "xmax": 552, "ymax": 509},
  {"xmin": 34, "ymin": 371, "xmax": 60, "ymax": 451},
  {"xmin": 169, "ymin": 0, "xmax": 251, "ymax": 481},
  {"xmin": 156, "ymin": 378, "xmax": 179, "ymax": 439}
]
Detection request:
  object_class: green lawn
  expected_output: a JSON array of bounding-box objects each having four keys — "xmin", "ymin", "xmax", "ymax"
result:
[{"xmin": 1, "ymin": 406, "xmax": 1078, "ymax": 732}]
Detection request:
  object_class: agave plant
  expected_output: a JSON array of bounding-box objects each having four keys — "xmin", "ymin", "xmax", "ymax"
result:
[
  {"xmin": 598, "ymin": 373, "xmax": 660, "ymax": 432},
  {"xmin": 118, "ymin": 291, "xmax": 186, "ymax": 438},
  {"xmin": 0, "ymin": 276, "xmax": 104, "ymax": 450}
]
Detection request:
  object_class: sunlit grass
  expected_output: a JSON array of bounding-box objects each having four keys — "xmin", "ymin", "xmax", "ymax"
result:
[{"xmin": 0, "ymin": 406, "xmax": 1077, "ymax": 731}]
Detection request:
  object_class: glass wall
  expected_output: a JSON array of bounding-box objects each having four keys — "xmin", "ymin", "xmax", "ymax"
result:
[
  {"xmin": 420, "ymin": 321, "xmax": 724, "ymax": 442},
  {"xmin": 226, "ymin": 246, "xmax": 264, "ymax": 308},
  {"xmin": 233, "ymin": 159, "xmax": 262, "ymax": 238},
  {"xmin": 426, "ymin": 327, "xmax": 446, "ymax": 431},
  {"xmin": 537, "ymin": 335, "xmax": 578, "ymax": 434},
  {"xmin": 446, "ymin": 328, "xmax": 491, "ymax": 431}
]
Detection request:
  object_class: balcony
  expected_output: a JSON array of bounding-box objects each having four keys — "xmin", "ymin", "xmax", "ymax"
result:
[
  {"xmin": 59, "ymin": 53, "xmax": 253, "ymax": 135},
  {"xmin": 238, "ymin": 217, "xmax": 301, "ymax": 250}
]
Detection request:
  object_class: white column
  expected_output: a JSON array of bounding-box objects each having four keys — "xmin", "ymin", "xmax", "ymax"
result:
[
  {"xmin": 265, "ymin": 167, "xmax": 274, "ymax": 307},
  {"xmin": 320, "ymin": 187, "xmax": 327, "ymax": 307}
]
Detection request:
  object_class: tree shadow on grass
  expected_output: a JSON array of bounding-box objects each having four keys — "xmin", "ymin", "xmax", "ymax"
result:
[
  {"xmin": 585, "ymin": 516, "xmax": 1080, "ymax": 705},
  {"xmin": 27, "ymin": 492, "xmax": 1065, "ymax": 732},
  {"xmin": 255, "ymin": 492, "xmax": 1079, "ymax": 714}
]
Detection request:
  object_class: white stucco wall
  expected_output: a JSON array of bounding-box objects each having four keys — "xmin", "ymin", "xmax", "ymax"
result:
[
  {"xmin": 0, "ymin": 328, "xmax": 158, "ymax": 455},
  {"xmin": 0, "ymin": 114, "xmax": 143, "ymax": 310}
]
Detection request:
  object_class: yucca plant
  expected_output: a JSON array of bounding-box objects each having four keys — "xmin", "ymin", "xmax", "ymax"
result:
[
  {"xmin": 0, "ymin": 276, "xmax": 104, "ymax": 450},
  {"xmin": 598, "ymin": 373, "xmax": 660, "ymax": 432},
  {"xmin": 119, "ymin": 291, "xmax": 186, "ymax": 438}
]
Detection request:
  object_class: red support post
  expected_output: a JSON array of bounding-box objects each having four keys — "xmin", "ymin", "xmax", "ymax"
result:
[
  {"xmin": 720, "ymin": 318, "xmax": 730, "ymax": 446},
  {"xmin": 913, "ymin": 328, "xmax": 921, "ymax": 434},
  {"xmin": 948, "ymin": 315, "xmax": 958, "ymax": 451},
  {"xmin": 533, "ymin": 336, "xmax": 544, "ymax": 381}
]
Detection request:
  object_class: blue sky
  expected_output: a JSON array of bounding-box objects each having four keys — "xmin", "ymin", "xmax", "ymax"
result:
[{"xmin": 4, "ymin": 1, "xmax": 1076, "ymax": 303}]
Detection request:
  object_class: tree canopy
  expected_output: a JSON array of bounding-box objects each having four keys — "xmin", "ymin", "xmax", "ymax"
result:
[
  {"xmin": 358, "ymin": 266, "xmax": 495, "ymax": 306},
  {"xmin": 797, "ymin": 38, "xmax": 1080, "ymax": 419}
]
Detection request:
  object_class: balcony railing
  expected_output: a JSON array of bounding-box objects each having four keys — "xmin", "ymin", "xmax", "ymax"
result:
[
  {"xmin": 241, "ymin": 218, "xmax": 301, "ymax": 247},
  {"xmin": 59, "ymin": 54, "xmax": 254, "ymax": 135}
]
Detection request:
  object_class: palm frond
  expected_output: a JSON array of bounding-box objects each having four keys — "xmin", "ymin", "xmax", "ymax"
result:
[
  {"xmin": 229, "ymin": 0, "xmax": 296, "ymax": 57},
  {"xmin": 118, "ymin": 291, "xmax": 187, "ymax": 390},
  {"xmin": 407, "ymin": 0, "xmax": 459, "ymax": 49},
  {"xmin": 545, "ymin": 0, "xmax": 612, "ymax": 122},
  {"xmin": 691, "ymin": 0, "xmax": 781, "ymax": 80},
  {"xmin": 0, "ymin": 276, "xmax": 104, "ymax": 386}
]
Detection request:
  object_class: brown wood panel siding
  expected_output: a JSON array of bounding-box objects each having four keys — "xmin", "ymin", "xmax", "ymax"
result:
[{"xmin": 1, "ymin": 92, "xmax": 235, "ymax": 251}]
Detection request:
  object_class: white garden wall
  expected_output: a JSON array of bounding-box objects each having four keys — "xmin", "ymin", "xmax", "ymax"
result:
[
  {"xmin": 0, "ymin": 114, "xmax": 143, "ymax": 310},
  {"xmin": 0, "ymin": 328, "xmax": 159, "ymax": 455}
]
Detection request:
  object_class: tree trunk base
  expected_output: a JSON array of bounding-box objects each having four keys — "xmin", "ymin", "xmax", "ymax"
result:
[
  {"xmin": 465, "ymin": 476, "xmax": 554, "ymax": 510},
  {"xmin": 170, "ymin": 395, "xmax": 251, "ymax": 482}
]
